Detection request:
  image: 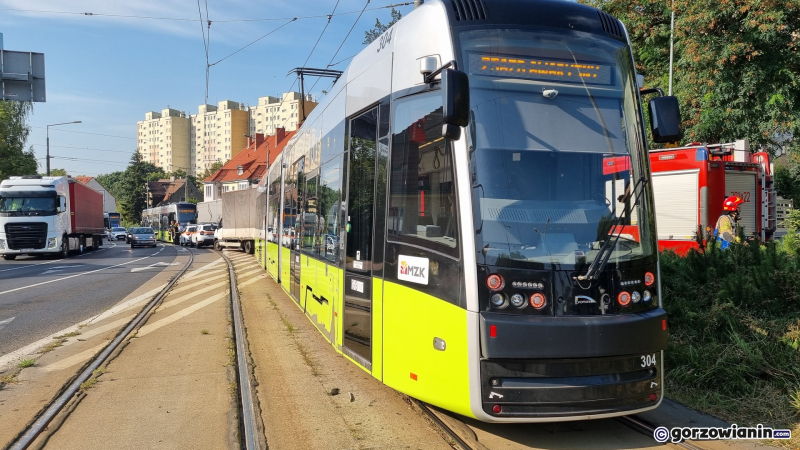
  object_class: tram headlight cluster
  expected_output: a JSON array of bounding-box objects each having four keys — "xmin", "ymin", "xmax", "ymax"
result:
[
  {"xmin": 486, "ymin": 274, "xmax": 505, "ymax": 291},
  {"xmin": 510, "ymin": 293, "xmax": 526, "ymax": 308},
  {"xmin": 530, "ymin": 293, "xmax": 547, "ymax": 309},
  {"xmin": 490, "ymin": 293, "xmax": 508, "ymax": 309}
]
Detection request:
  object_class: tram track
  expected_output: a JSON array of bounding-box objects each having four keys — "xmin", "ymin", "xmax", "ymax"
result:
[
  {"xmin": 616, "ymin": 414, "xmax": 710, "ymax": 450},
  {"xmin": 413, "ymin": 397, "xmax": 716, "ymax": 450},
  {"xmin": 6, "ymin": 246, "xmax": 195, "ymax": 450},
  {"xmin": 5, "ymin": 246, "xmax": 264, "ymax": 450},
  {"xmin": 220, "ymin": 249, "xmax": 263, "ymax": 450}
]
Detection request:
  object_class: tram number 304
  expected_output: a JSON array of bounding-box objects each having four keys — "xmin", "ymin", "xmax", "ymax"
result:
[{"xmin": 641, "ymin": 354, "xmax": 657, "ymax": 368}]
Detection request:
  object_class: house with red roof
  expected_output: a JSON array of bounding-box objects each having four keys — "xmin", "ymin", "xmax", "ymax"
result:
[{"xmin": 201, "ymin": 127, "xmax": 294, "ymax": 201}]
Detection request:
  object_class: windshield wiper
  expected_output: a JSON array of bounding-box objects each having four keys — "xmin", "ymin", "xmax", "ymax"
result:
[{"xmin": 576, "ymin": 176, "xmax": 648, "ymax": 282}]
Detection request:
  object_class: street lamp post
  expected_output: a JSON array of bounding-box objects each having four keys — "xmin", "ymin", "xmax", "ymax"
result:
[{"xmin": 46, "ymin": 121, "xmax": 82, "ymax": 176}]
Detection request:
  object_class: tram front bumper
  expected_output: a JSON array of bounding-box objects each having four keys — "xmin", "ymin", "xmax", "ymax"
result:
[{"xmin": 479, "ymin": 309, "xmax": 667, "ymax": 418}]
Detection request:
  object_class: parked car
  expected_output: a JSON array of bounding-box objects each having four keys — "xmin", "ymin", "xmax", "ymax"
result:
[
  {"xmin": 180, "ymin": 225, "xmax": 197, "ymax": 246},
  {"xmin": 109, "ymin": 227, "xmax": 127, "ymax": 241},
  {"xmin": 192, "ymin": 223, "xmax": 216, "ymax": 248},
  {"xmin": 129, "ymin": 227, "xmax": 157, "ymax": 248}
]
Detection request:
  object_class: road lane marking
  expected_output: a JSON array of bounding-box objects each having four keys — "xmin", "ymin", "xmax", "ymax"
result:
[
  {"xmin": 130, "ymin": 261, "xmax": 181, "ymax": 273},
  {"xmin": 40, "ymin": 265, "xmax": 85, "ymax": 276},
  {"xmin": 0, "ymin": 242, "xmax": 119, "ymax": 273},
  {"xmin": 0, "ymin": 316, "xmax": 15, "ymax": 331},
  {"xmin": 0, "ymin": 248, "xmax": 175, "ymax": 296}
]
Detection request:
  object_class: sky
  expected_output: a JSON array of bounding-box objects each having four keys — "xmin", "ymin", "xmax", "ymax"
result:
[{"xmin": 0, "ymin": 0, "xmax": 414, "ymax": 177}]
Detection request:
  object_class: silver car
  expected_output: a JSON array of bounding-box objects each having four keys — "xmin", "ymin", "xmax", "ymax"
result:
[
  {"xmin": 108, "ymin": 227, "xmax": 127, "ymax": 241},
  {"xmin": 129, "ymin": 227, "xmax": 157, "ymax": 248}
]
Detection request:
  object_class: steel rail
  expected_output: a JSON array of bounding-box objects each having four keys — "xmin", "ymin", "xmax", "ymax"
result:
[
  {"xmin": 9, "ymin": 246, "xmax": 194, "ymax": 450},
  {"xmin": 617, "ymin": 415, "xmax": 708, "ymax": 450},
  {"xmin": 411, "ymin": 399, "xmax": 474, "ymax": 450},
  {"xmin": 221, "ymin": 250, "xmax": 262, "ymax": 450}
]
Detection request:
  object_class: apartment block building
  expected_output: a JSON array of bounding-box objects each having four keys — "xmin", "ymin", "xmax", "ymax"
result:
[
  {"xmin": 191, "ymin": 100, "xmax": 250, "ymax": 175},
  {"xmin": 249, "ymin": 92, "xmax": 317, "ymax": 136},
  {"xmin": 136, "ymin": 108, "xmax": 191, "ymax": 173}
]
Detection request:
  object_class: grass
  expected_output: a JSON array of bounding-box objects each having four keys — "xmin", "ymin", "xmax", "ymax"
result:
[
  {"xmin": 281, "ymin": 317, "xmax": 296, "ymax": 334},
  {"xmin": 54, "ymin": 331, "xmax": 81, "ymax": 339},
  {"xmin": 79, "ymin": 378, "xmax": 97, "ymax": 390},
  {"xmin": 17, "ymin": 359, "xmax": 35, "ymax": 368},
  {"xmin": 38, "ymin": 340, "xmax": 64, "ymax": 354},
  {"xmin": 661, "ymin": 238, "xmax": 800, "ymax": 447},
  {"xmin": 1, "ymin": 373, "xmax": 19, "ymax": 384}
]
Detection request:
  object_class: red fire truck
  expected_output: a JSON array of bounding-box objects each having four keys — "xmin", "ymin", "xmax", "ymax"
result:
[{"xmin": 647, "ymin": 141, "xmax": 777, "ymax": 254}]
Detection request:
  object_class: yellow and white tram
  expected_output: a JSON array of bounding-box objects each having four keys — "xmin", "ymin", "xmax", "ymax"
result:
[{"xmin": 254, "ymin": 0, "xmax": 680, "ymax": 422}]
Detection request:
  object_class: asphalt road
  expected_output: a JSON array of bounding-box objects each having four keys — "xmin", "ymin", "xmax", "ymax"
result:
[{"xmin": 0, "ymin": 240, "xmax": 185, "ymax": 356}]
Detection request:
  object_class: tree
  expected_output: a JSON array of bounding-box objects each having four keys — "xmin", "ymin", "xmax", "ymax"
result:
[
  {"xmin": 96, "ymin": 171, "xmax": 126, "ymax": 201},
  {"xmin": 47, "ymin": 168, "xmax": 68, "ymax": 176},
  {"xmin": 199, "ymin": 160, "xmax": 224, "ymax": 181},
  {"xmin": 363, "ymin": 8, "xmax": 402, "ymax": 44},
  {"xmin": 581, "ymin": 0, "xmax": 800, "ymax": 153},
  {"xmin": 0, "ymin": 100, "xmax": 37, "ymax": 181},
  {"xmin": 118, "ymin": 152, "xmax": 168, "ymax": 224}
]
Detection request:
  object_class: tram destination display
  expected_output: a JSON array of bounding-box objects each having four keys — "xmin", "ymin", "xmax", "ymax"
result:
[{"xmin": 469, "ymin": 53, "xmax": 613, "ymax": 85}]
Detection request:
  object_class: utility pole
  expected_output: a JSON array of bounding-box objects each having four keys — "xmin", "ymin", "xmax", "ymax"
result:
[
  {"xmin": 668, "ymin": 4, "xmax": 675, "ymax": 96},
  {"xmin": 46, "ymin": 121, "xmax": 81, "ymax": 176}
]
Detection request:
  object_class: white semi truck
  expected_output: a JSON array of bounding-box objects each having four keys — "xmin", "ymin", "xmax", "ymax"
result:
[{"xmin": 0, "ymin": 176, "xmax": 105, "ymax": 260}]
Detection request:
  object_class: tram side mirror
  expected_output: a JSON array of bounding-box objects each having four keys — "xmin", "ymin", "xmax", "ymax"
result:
[
  {"xmin": 442, "ymin": 68, "xmax": 470, "ymax": 141},
  {"xmin": 649, "ymin": 96, "xmax": 682, "ymax": 143}
]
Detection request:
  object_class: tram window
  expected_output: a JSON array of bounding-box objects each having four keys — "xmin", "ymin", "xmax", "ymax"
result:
[
  {"xmin": 389, "ymin": 93, "xmax": 459, "ymax": 254},
  {"xmin": 319, "ymin": 156, "xmax": 344, "ymax": 263},
  {"xmin": 301, "ymin": 173, "xmax": 319, "ymax": 256}
]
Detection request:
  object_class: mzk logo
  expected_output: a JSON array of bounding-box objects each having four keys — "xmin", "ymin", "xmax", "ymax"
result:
[
  {"xmin": 399, "ymin": 262, "xmax": 426, "ymax": 277},
  {"xmin": 398, "ymin": 255, "xmax": 429, "ymax": 285}
]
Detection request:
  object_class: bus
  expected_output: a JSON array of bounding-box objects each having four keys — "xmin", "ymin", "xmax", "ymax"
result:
[
  {"xmin": 141, "ymin": 202, "xmax": 197, "ymax": 243},
  {"xmin": 256, "ymin": 0, "xmax": 681, "ymax": 422},
  {"xmin": 104, "ymin": 212, "xmax": 121, "ymax": 229}
]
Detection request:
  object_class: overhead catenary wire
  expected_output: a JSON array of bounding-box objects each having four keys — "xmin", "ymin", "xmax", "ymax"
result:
[
  {"xmin": 30, "ymin": 127, "xmax": 136, "ymax": 140},
  {"xmin": 209, "ymin": 19, "xmax": 296, "ymax": 66},
  {"xmin": 0, "ymin": 3, "xmax": 412, "ymax": 23},
  {"xmin": 32, "ymin": 143, "xmax": 135, "ymax": 154},
  {"xmin": 308, "ymin": 0, "xmax": 372, "ymax": 94}
]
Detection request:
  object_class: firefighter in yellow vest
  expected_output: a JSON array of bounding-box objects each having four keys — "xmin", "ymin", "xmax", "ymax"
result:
[{"xmin": 714, "ymin": 196, "xmax": 744, "ymax": 249}]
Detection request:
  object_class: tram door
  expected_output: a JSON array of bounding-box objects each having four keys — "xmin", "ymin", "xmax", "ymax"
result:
[
  {"xmin": 342, "ymin": 107, "xmax": 378, "ymax": 368},
  {"xmin": 289, "ymin": 157, "xmax": 304, "ymax": 302}
]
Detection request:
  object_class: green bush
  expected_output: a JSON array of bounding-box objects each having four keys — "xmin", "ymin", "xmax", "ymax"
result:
[{"xmin": 662, "ymin": 239, "xmax": 800, "ymax": 428}]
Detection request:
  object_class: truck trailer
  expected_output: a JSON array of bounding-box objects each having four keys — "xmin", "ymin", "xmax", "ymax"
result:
[
  {"xmin": 213, "ymin": 188, "xmax": 266, "ymax": 254},
  {"xmin": 0, "ymin": 176, "xmax": 106, "ymax": 260}
]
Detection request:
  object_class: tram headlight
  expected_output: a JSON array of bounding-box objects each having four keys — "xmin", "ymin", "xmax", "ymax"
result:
[
  {"xmin": 644, "ymin": 272, "xmax": 655, "ymax": 286},
  {"xmin": 490, "ymin": 293, "xmax": 508, "ymax": 309},
  {"xmin": 486, "ymin": 274, "xmax": 505, "ymax": 291},
  {"xmin": 643, "ymin": 290, "xmax": 652, "ymax": 302},
  {"xmin": 631, "ymin": 291, "xmax": 642, "ymax": 303},
  {"xmin": 510, "ymin": 293, "xmax": 526, "ymax": 308},
  {"xmin": 529, "ymin": 293, "xmax": 546, "ymax": 310},
  {"xmin": 617, "ymin": 291, "xmax": 631, "ymax": 306}
]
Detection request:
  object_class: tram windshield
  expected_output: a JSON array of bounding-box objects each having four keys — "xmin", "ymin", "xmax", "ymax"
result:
[
  {"xmin": 460, "ymin": 28, "xmax": 656, "ymax": 269},
  {"xmin": 176, "ymin": 205, "xmax": 197, "ymax": 225}
]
